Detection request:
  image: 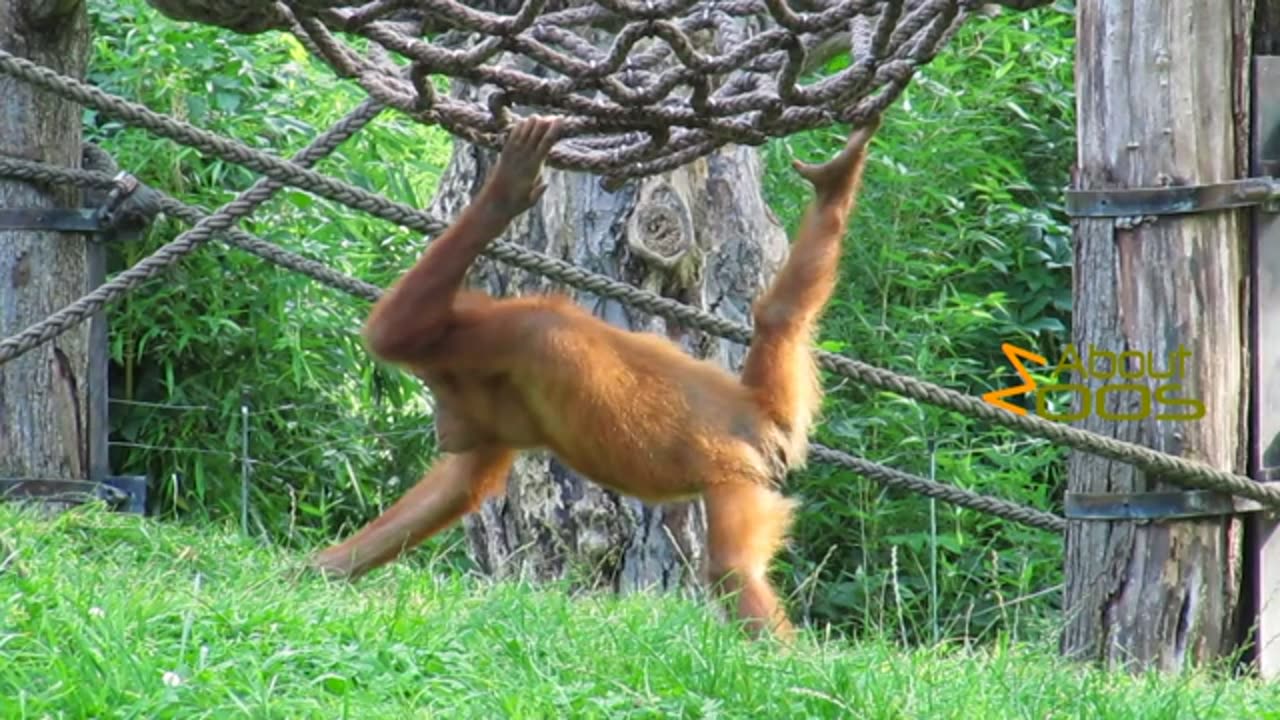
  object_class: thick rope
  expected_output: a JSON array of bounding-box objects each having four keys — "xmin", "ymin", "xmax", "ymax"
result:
[
  {"xmin": 809, "ymin": 444, "xmax": 1065, "ymax": 533},
  {"xmin": 0, "ymin": 46, "xmax": 760, "ymax": 336},
  {"xmin": 0, "ymin": 49, "xmax": 1271, "ymax": 510},
  {"xmin": 0, "ymin": 154, "xmax": 1065, "ymax": 533},
  {"xmin": 0, "ymin": 157, "xmax": 384, "ymax": 303},
  {"xmin": 0, "ymin": 50, "xmax": 448, "ymax": 234},
  {"xmin": 0, "ymin": 98, "xmax": 385, "ymax": 365}
]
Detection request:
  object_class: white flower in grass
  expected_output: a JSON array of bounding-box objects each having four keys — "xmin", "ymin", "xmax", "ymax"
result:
[
  {"xmin": 162, "ymin": 671, "xmax": 183, "ymax": 687},
  {"xmin": 88, "ymin": 606, "xmax": 104, "ymax": 619}
]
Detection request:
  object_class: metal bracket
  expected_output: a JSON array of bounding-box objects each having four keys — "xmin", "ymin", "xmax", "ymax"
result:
[
  {"xmin": 0, "ymin": 208, "xmax": 108, "ymax": 232},
  {"xmin": 0, "ymin": 475, "xmax": 147, "ymax": 514},
  {"xmin": 1064, "ymin": 489, "xmax": 1265, "ymax": 522},
  {"xmin": 92, "ymin": 171, "xmax": 141, "ymax": 229},
  {"xmin": 0, "ymin": 170, "xmax": 143, "ymax": 238},
  {"xmin": 0, "ymin": 478, "xmax": 127, "ymax": 508},
  {"xmin": 1065, "ymin": 177, "xmax": 1280, "ymax": 218}
]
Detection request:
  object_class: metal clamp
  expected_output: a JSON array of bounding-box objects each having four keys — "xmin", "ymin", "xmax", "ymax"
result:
[
  {"xmin": 1065, "ymin": 177, "xmax": 1280, "ymax": 218},
  {"xmin": 1064, "ymin": 489, "xmax": 1264, "ymax": 522},
  {"xmin": 0, "ymin": 208, "xmax": 109, "ymax": 232},
  {"xmin": 92, "ymin": 171, "xmax": 141, "ymax": 229},
  {"xmin": 0, "ymin": 170, "xmax": 143, "ymax": 237},
  {"xmin": 0, "ymin": 478, "xmax": 127, "ymax": 508},
  {"xmin": 0, "ymin": 475, "xmax": 146, "ymax": 514}
]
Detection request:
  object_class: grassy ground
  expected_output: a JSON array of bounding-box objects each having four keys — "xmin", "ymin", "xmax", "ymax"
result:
[{"xmin": 1, "ymin": 505, "xmax": 1276, "ymax": 719}]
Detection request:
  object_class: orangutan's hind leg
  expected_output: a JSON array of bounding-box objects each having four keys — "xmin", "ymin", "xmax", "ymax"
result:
[{"xmin": 704, "ymin": 482, "xmax": 798, "ymax": 639}]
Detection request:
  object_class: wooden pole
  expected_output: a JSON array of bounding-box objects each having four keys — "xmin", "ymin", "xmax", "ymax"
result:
[
  {"xmin": 0, "ymin": 0, "xmax": 94, "ymax": 507},
  {"xmin": 1248, "ymin": 1, "xmax": 1280, "ymax": 681},
  {"xmin": 1247, "ymin": 55, "xmax": 1280, "ymax": 681},
  {"xmin": 1061, "ymin": 0, "xmax": 1251, "ymax": 672}
]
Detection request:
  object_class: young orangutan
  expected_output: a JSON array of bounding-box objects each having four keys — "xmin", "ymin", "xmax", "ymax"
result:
[{"xmin": 310, "ymin": 115, "xmax": 880, "ymax": 639}]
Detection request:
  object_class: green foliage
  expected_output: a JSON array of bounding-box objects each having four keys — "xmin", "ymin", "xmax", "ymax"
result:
[
  {"xmin": 3, "ymin": 506, "xmax": 1274, "ymax": 719},
  {"xmin": 761, "ymin": 5, "xmax": 1076, "ymax": 641},
  {"xmin": 88, "ymin": 0, "xmax": 453, "ymax": 545},
  {"xmin": 87, "ymin": 0, "xmax": 1077, "ymax": 645}
]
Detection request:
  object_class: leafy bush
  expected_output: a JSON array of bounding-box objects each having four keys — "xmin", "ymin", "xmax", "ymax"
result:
[{"xmin": 89, "ymin": 1, "xmax": 453, "ymax": 546}]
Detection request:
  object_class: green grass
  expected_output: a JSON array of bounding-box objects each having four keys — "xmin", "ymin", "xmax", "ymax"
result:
[{"xmin": 2, "ymin": 505, "xmax": 1277, "ymax": 719}]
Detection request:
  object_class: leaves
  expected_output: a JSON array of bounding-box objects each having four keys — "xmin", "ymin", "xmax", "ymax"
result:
[
  {"xmin": 763, "ymin": 4, "xmax": 1075, "ymax": 641},
  {"xmin": 89, "ymin": 0, "xmax": 452, "ymax": 547},
  {"xmin": 89, "ymin": 0, "xmax": 1077, "ymax": 645}
]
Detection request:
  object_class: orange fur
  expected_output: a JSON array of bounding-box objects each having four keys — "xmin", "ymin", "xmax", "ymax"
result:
[{"xmin": 310, "ymin": 116, "xmax": 880, "ymax": 639}]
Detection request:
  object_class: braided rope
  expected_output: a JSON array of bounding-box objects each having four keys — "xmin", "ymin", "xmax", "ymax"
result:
[
  {"xmin": 0, "ymin": 155, "xmax": 1066, "ymax": 533},
  {"xmin": 0, "ymin": 47, "xmax": 753, "ymax": 336},
  {"xmin": 0, "ymin": 156, "xmax": 387, "ymax": 302},
  {"xmin": 810, "ymin": 355, "xmax": 1280, "ymax": 506},
  {"xmin": 809, "ymin": 444, "xmax": 1065, "ymax": 532},
  {"xmin": 0, "ymin": 50, "xmax": 448, "ymax": 234},
  {"xmin": 0, "ymin": 42, "xmax": 1269, "ymax": 511},
  {"xmin": 0, "ymin": 98, "xmax": 385, "ymax": 365}
]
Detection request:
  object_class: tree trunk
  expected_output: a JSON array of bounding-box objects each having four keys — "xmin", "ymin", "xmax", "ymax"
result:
[
  {"xmin": 0, "ymin": 0, "xmax": 93, "ymax": 508},
  {"xmin": 424, "ymin": 95, "xmax": 788, "ymax": 595},
  {"xmin": 1061, "ymin": 0, "xmax": 1250, "ymax": 672}
]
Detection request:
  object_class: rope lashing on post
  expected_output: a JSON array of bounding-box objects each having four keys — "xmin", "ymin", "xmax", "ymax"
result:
[
  {"xmin": 0, "ymin": 97, "xmax": 384, "ymax": 366},
  {"xmin": 0, "ymin": 155, "xmax": 386, "ymax": 304},
  {"xmin": 0, "ymin": 43, "xmax": 1273, "ymax": 512}
]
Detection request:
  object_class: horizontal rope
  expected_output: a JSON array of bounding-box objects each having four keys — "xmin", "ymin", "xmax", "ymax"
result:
[
  {"xmin": 0, "ymin": 99, "xmax": 384, "ymax": 365},
  {"xmin": 0, "ymin": 45, "xmax": 1269, "ymax": 513},
  {"xmin": 809, "ymin": 444, "xmax": 1065, "ymax": 532},
  {"xmin": 0, "ymin": 165, "xmax": 1066, "ymax": 532},
  {"xmin": 0, "ymin": 156, "xmax": 385, "ymax": 303}
]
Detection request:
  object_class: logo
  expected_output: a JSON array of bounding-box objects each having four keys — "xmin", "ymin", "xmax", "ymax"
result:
[{"xmin": 982, "ymin": 342, "xmax": 1205, "ymax": 422}]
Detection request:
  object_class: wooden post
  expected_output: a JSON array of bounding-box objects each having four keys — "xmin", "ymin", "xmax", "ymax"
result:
[
  {"xmin": 1248, "ymin": 4, "xmax": 1280, "ymax": 681},
  {"xmin": 1248, "ymin": 55, "xmax": 1280, "ymax": 681},
  {"xmin": 0, "ymin": 0, "xmax": 93, "ymax": 506},
  {"xmin": 1061, "ymin": 0, "xmax": 1251, "ymax": 672},
  {"xmin": 78, "ymin": 144, "xmax": 143, "ymax": 511}
]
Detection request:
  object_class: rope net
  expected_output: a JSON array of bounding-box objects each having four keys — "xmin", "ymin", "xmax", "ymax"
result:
[{"xmin": 145, "ymin": 0, "xmax": 1052, "ymax": 184}]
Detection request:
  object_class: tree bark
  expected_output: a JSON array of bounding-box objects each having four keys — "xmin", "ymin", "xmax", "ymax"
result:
[
  {"xmin": 422, "ymin": 96, "xmax": 788, "ymax": 594},
  {"xmin": 144, "ymin": 0, "xmax": 284, "ymax": 34},
  {"xmin": 1061, "ymin": 0, "xmax": 1249, "ymax": 672},
  {"xmin": 0, "ymin": 0, "xmax": 93, "ymax": 506}
]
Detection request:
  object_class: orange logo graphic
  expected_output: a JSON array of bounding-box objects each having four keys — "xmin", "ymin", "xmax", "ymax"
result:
[
  {"xmin": 982, "ymin": 342, "xmax": 1204, "ymax": 422},
  {"xmin": 981, "ymin": 343, "xmax": 1047, "ymax": 416}
]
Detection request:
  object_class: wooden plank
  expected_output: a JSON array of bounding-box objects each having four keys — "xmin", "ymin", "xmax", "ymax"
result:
[
  {"xmin": 1248, "ymin": 55, "xmax": 1280, "ymax": 681},
  {"xmin": 1061, "ymin": 0, "xmax": 1250, "ymax": 672}
]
